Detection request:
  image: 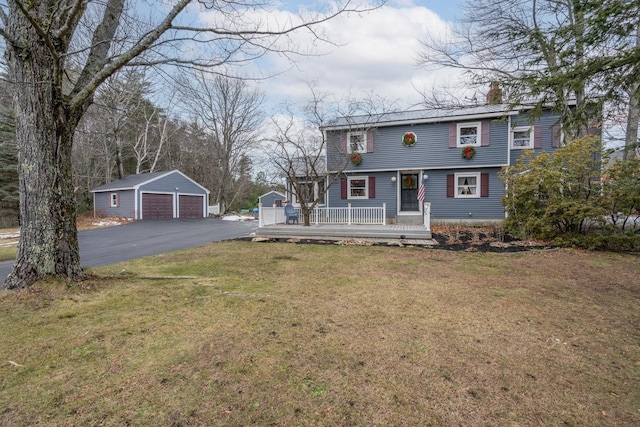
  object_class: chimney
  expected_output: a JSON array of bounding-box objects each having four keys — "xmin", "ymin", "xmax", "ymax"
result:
[{"xmin": 486, "ymin": 82, "xmax": 503, "ymax": 104}]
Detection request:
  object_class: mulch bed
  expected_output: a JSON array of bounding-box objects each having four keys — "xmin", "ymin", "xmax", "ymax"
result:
[{"xmin": 246, "ymin": 225, "xmax": 552, "ymax": 253}]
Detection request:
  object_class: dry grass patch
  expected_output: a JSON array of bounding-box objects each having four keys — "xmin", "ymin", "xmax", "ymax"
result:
[{"xmin": 1, "ymin": 242, "xmax": 639, "ymax": 426}]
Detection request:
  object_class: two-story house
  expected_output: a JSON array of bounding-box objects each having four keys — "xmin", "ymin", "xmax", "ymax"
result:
[{"xmin": 317, "ymin": 103, "xmax": 564, "ymax": 224}]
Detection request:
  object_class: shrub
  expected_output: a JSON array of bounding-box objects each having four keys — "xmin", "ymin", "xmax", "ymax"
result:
[
  {"xmin": 552, "ymin": 232, "xmax": 640, "ymax": 252},
  {"xmin": 499, "ymin": 136, "xmax": 606, "ymax": 239}
]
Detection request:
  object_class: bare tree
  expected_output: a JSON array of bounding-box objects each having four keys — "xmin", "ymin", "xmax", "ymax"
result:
[
  {"xmin": 266, "ymin": 87, "xmax": 395, "ymax": 226},
  {"xmin": 131, "ymin": 99, "xmax": 179, "ymax": 174},
  {"xmin": 0, "ymin": 0, "xmax": 382, "ymax": 290},
  {"xmin": 180, "ymin": 72, "xmax": 264, "ymax": 215},
  {"xmin": 418, "ymin": 0, "xmax": 635, "ymax": 140}
]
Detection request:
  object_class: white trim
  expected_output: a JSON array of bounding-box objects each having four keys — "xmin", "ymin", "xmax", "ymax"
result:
[
  {"xmin": 110, "ymin": 192, "xmax": 119, "ymax": 207},
  {"xmin": 135, "ymin": 170, "xmax": 211, "ymax": 194},
  {"xmin": 507, "ymin": 115, "xmax": 512, "ymax": 166},
  {"xmin": 331, "ymin": 164, "xmax": 508, "ymax": 174},
  {"xmin": 91, "ymin": 170, "xmax": 210, "ymax": 195},
  {"xmin": 347, "ymin": 176, "xmax": 369, "ymax": 199},
  {"xmin": 511, "ymin": 126, "xmax": 534, "ymax": 149},
  {"xmin": 347, "ymin": 130, "xmax": 367, "ymax": 153},
  {"xmin": 457, "ymin": 122, "xmax": 481, "ymax": 147},
  {"xmin": 324, "ymin": 110, "xmax": 520, "ymax": 131},
  {"xmin": 177, "ymin": 193, "xmax": 206, "ymax": 218},
  {"xmin": 454, "ymin": 172, "xmax": 481, "ymax": 198},
  {"xmin": 396, "ymin": 170, "xmax": 422, "ymax": 215},
  {"xmin": 293, "ymin": 180, "xmax": 326, "ymax": 206},
  {"xmin": 139, "ymin": 191, "xmax": 176, "ymax": 219}
]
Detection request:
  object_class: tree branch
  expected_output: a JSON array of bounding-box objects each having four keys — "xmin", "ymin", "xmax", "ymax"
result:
[
  {"xmin": 70, "ymin": 0, "xmax": 190, "ymax": 110},
  {"xmin": 52, "ymin": 0, "xmax": 87, "ymax": 39}
]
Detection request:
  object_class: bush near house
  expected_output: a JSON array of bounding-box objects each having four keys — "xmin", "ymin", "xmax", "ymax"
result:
[{"xmin": 500, "ymin": 137, "xmax": 640, "ymax": 251}]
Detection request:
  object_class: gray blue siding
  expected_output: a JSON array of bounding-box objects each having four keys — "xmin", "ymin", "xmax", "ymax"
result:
[
  {"xmin": 138, "ymin": 172, "xmax": 206, "ymax": 194},
  {"xmin": 259, "ymin": 191, "xmax": 286, "ymax": 207},
  {"xmin": 510, "ymin": 111, "xmax": 561, "ymax": 165},
  {"xmin": 322, "ymin": 108, "xmax": 563, "ymax": 221},
  {"xmin": 423, "ymin": 168, "xmax": 505, "ymax": 220},
  {"xmin": 328, "ymin": 119, "xmax": 511, "ymax": 172},
  {"xmin": 94, "ymin": 190, "xmax": 136, "ymax": 218},
  {"xmin": 92, "ymin": 170, "xmax": 208, "ymax": 219}
]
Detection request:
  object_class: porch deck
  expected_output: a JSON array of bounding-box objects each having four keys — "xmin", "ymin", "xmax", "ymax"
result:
[{"xmin": 255, "ymin": 223, "xmax": 433, "ymax": 243}]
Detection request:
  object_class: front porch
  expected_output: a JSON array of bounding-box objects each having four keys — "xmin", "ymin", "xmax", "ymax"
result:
[
  {"xmin": 255, "ymin": 222, "xmax": 432, "ymax": 241},
  {"xmin": 256, "ymin": 201, "xmax": 433, "ymax": 242}
]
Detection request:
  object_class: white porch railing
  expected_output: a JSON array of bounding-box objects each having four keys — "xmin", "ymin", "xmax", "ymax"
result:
[{"xmin": 259, "ymin": 203, "xmax": 386, "ymax": 227}]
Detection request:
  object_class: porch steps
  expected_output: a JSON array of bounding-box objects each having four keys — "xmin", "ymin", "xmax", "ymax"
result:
[
  {"xmin": 255, "ymin": 224, "xmax": 432, "ymax": 241},
  {"xmin": 394, "ymin": 214, "xmax": 423, "ymax": 225}
]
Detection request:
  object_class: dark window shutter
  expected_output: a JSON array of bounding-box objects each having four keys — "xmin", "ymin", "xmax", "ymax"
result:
[
  {"xmin": 552, "ymin": 124, "xmax": 561, "ymax": 148},
  {"xmin": 368, "ymin": 176, "xmax": 375, "ymax": 199},
  {"xmin": 446, "ymin": 174, "xmax": 454, "ymax": 197},
  {"xmin": 449, "ymin": 123, "xmax": 457, "ymax": 148},
  {"xmin": 481, "ymin": 173, "xmax": 489, "ymax": 197},
  {"xmin": 366, "ymin": 130, "xmax": 374, "ymax": 153},
  {"xmin": 481, "ymin": 121, "xmax": 490, "ymax": 146},
  {"xmin": 341, "ymin": 178, "xmax": 347, "ymax": 199},
  {"xmin": 534, "ymin": 126, "xmax": 543, "ymax": 148},
  {"xmin": 340, "ymin": 133, "xmax": 347, "ymax": 153}
]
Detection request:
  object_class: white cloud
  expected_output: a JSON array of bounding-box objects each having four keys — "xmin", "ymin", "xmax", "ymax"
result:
[{"xmin": 197, "ymin": 2, "xmax": 460, "ymax": 113}]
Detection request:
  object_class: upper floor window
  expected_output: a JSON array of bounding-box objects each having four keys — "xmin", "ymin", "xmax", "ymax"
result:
[
  {"xmin": 512, "ymin": 126, "xmax": 534, "ymax": 149},
  {"xmin": 110, "ymin": 193, "xmax": 119, "ymax": 207},
  {"xmin": 348, "ymin": 131, "xmax": 366, "ymax": 153},
  {"xmin": 457, "ymin": 122, "xmax": 481, "ymax": 147},
  {"xmin": 348, "ymin": 177, "xmax": 368, "ymax": 199}
]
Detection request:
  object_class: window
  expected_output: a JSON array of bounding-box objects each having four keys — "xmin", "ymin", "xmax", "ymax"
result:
[
  {"xmin": 294, "ymin": 180, "xmax": 326, "ymax": 205},
  {"xmin": 317, "ymin": 180, "xmax": 325, "ymax": 205},
  {"xmin": 455, "ymin": 173, "xmax": 480, "ymax": 198},
  {"xmin": 110, "ymin": 193, "xmax": 119, "ymax": 207},
  {"xmin": 298, "ymin": 181, "xmax": 315, "ymax": 203},
  {"xmin": 512, "ymin": 126, "xmax": 534, "ymax": 149},
  {"xmin": 348, "ymin": 131, "xmax": 366, "ymax": 153},
  {"xmin": 348, "ymin": 177, "xmax": 368, "ymax": 199},
  {"xmin": 457, "ymin": 122, "xmax": 481, "ymax": 147}
]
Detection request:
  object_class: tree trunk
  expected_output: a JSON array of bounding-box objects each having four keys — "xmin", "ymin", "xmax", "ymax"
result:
[
  {"xmin": 624, "ymin": 22, "xmax": 640, "ymax": 160},
  {"xmin": 2, "ymin": 9, "xmax": 82, "ymax": 290},
  {"xmin": 625, "ymin": 82, "xmax": 640, "ymax": 160}
]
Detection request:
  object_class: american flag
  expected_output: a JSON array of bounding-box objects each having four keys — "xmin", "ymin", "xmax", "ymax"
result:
[{"xmin": 417, "ymin": 184, "xmax": 425, "ymax": 202}]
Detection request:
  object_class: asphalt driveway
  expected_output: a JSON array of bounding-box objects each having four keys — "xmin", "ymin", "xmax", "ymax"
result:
[{"xmin": 1, "ymin": 218, "xmax": 258, "ymax": 282}]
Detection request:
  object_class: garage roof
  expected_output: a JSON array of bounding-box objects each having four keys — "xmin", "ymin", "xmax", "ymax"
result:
[{"xmin": 91, "ymin": 170, "xmax": 209, "ymax": 194}]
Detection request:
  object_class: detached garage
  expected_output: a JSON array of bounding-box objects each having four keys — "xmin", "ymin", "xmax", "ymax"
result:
[{"xmin": 92, "ymin": 170, "xmax": 210, "ymax": 219}]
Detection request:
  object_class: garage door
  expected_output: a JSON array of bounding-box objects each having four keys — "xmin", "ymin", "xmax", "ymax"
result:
[
  {"xmin": 179, "ymin": 195, "xmax": 204, "ymax": 218},
  {"xmin": 142, "ymin": 193, "xmax": 173, "ymax": 219}
]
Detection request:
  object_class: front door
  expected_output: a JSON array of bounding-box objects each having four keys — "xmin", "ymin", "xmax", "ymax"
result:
[{"xmin": 400, "ymin": 173, "xmax": 419, "ymax": 212}]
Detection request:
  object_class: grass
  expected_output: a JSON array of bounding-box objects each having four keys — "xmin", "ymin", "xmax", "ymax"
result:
[
  {"xmin": 0, "ymin": 226, "xmax": 18, "ymax": 262},
  {"xmin": 0, "ymin": 245, "xmax": 16, "ymax": 262},
  {"xmin": 1, "ymin": 241, "xmax": 639, "ymax": 426}
]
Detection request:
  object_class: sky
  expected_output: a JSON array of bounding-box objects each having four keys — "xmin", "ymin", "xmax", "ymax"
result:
[{"xmin": 195, "ymin": 0, "xmax": 466, "ymax": 115}]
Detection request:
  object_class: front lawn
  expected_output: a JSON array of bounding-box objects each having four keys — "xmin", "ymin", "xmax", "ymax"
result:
[{"xmin": 1, "ymin": 241, "xmax": 638, "ymax": 426}]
